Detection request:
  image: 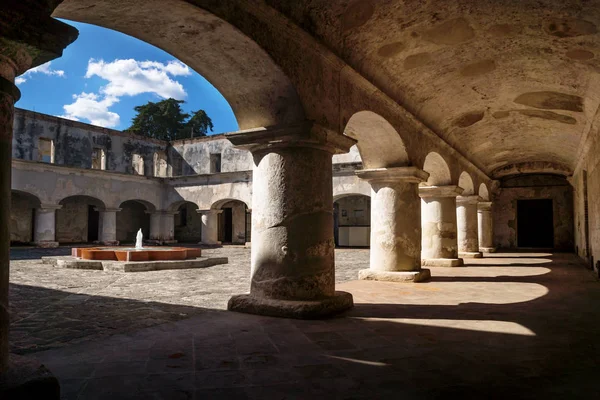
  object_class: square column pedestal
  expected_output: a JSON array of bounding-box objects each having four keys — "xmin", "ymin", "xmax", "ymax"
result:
[
  {"xmin": 355, "ymin": 167, "xmax": 431, "ymax": 282},
  {"xmin": 225, "ymin": 124, "xmax": 355, "ymax": 319},
  {"xmin": 420, "ymin": 185, "xmax": 465, "ymax": 267}
]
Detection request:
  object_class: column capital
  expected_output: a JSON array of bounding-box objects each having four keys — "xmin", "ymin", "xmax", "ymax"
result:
[
  {"xmin": 457, "ymin": 195, "xmax": 482, "ymax": 205},
  {"xmin": 478, "ymin": 201, "xmax": 493, "ymax": 211},
  {"xmin": 419, "ymin": 185, "xmax": 464, "ymax": 198},
  {"xmin": 98, "ymin": 208, "xmax": 122, "ymax": 213},
  {"xmin": 197, "ymin": 209, "xmax": 223, "ymax": 215},
  {"xmin": 356, "ymin": 167, "xmax": 429, "ymax": 184},
  {"xmin": 37, "ymin": 204, "xmax": 62, "ymax": 211},
  {"xmin": 226, "ymin": 122, "xmax": 356, "ymax": 155}
]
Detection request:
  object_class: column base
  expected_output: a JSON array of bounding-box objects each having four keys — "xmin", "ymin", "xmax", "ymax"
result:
[
  {"xmin": 0, "ymin": 354, "xmax": 60, "ymax": 400},
  {"xmin": 459, "ymin": 251, "xmax": 483, "ymax": 258},
  {"xmin": 227, "ymin": 291, "xmax": 354, "ymax": 319},
  {"xmin": 34, "ymin": 241, "xmax": 59, "ymax": 249},
  {"xmin": 422, "ymin": 258, "xmax": 464, "ymax": 267},
  {"xmin": 480, "ymin": 247, "xmax": 497, "ymax": 253},
  {"xmin": 358, "ymin": 268, "xmax": 431, "ymax": 282}
]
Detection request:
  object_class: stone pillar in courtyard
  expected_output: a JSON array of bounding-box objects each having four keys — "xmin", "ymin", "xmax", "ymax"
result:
[
  {"xmin": 148, "ymin": 211, "xmax": 178, "ymax": 245},
  {"xmin": 198, "ymin": 209, "xmax": 222, "ymax": 245},
  {"xmin": 456, "ymin": 195, "xmax": 483, "ymax": 258},
  {"xmin": 478, "ymin": 201, "xmax": 496, "ymax": 253},
  {"xmin": 226, "ymin": 124, "xmax": 355, "ymax": 318},
  {"xmin": 97, "ymin": 208, "xmax": 120, "ymax": 246},
  {"xmin": 355, "ymin": 167, "xmax": 431, "ymax": 282},
  {"xmin": 420, "ymin": 185, "xmax": 464, "ymax": 267},
  {"xmin": 33, "ymin": 205, "xmax": 61, "ymax": 248},
  {"xmin": 0, "ymin": 10, "xmax": 78, "ymax": 397}
]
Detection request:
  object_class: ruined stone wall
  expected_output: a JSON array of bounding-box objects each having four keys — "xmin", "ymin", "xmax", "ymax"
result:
[
  {"xmin": 13, "ymin": 109, "xmax": 165, "ymax": 175},
  {"xmin": 174, "ymin": 203, "xmax": 202, "ymax": 243},
  {"xmin": 10, "ymin": 196, "xmax": 33, "ymax": 244},
  {"xmin": 117, "ymin": 202, "xmax": 150, "ymax": 243},
  {"xmin": 56, "ymin": 201, "xmax": 88, "ymax": 243},
  {"xmin": 170, "ymin": 137, "xmax": 253, "ymax": 176},
  {"xmin": 494, "ymin": 175, "xmax": 574, "ymax": 250}
]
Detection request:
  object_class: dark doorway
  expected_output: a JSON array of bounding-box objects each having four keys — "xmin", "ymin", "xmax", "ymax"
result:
[
  {"xmin": 223, "ymin": 208, "xmax": 233, "ymax": 243},
  {"xmin": 87, "ymin": 205, "xmax": 99, "ymax": 242},
  {"xmin": 517, "ymin": 199, "xmax": 553, "ymax": 248}
]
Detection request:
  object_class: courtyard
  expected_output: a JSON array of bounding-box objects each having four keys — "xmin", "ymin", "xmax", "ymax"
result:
[{"xmin": 8, "ymin": 247, "xmax": 600, "ymax": 399}]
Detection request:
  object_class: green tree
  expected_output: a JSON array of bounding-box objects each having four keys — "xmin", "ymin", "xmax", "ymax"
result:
[{"xmin": 127, "ymin": 98, "xmax": 213, "ymax": 141}]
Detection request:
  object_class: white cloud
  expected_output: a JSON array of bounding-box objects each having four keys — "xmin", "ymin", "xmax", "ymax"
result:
[
  {"xmin": 61, "ymin": 92, "xmax": 120, "ymax": 128},
  {"xmin": 15, "ymin": 61, "xmax": 65, "ymax": 85},
  {"xmin": 61, "ymin": 59, "xmax": 191, "ymax": 128},
  {"xmin": 85, "ymin": 58, "xmax": 190, "ymax": 99}
]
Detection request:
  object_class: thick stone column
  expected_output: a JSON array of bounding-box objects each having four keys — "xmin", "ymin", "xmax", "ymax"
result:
[
  {"xmin": 478, "ymin": 201, "xmax": 496, "ymax": 253},
  {"xmin": 420, "ymin": 185, "xmax": 464, "ymax": 267},
  {"xmin": 355, "ymin": 167, "xmax": 431, "ymax": 282},
  {"xmin": 198, "ymin": 209, "xmax": 222, "ymax": 245},
  {"xmin": 33, "ymin": 205, "xmax": 60, "ymax": 248},
  {"xmin": 148, "ymin": 211, "xmax": 178, "ymax": 245},
  {"xmin": 97, "ymin": 208, "xmax": 120, "ymax": 245},
  {"xmin": 456, "ymin": 195, "xmax": 483, "ymax": 258},
  {"xmin": 226, "ymin": 124, "xmax": 355, "ymax": 318}
]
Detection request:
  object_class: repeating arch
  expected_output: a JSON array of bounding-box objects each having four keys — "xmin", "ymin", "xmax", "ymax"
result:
[
  {"xmin": 59, "ymin": 195, "xmax": 106, "ymax": 210},
  {"xmin": 422, "ymin": 152, "xmax": 452, "ymax": 186},
  {"xmin": 118, "ymin": 199, "xmax": 157, "ymax": 212},
  {"xmin": 344, "ymin": 111, "xmax": 410, "ymax": 169},
  {"xmin": 458, "ymin": 172, "xmax": 475, "ymax": 195},
  {"xmin": 479, "ymin": 183, "xmax": 490, "ymax": 201}
]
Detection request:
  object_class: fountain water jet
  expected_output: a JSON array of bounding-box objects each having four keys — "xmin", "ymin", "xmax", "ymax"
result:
[{"xmin": 135, "ymin": 229, "xmax": 143, "ymax": 250}]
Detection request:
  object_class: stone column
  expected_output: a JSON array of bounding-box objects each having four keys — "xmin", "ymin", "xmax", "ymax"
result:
[
  {"xmin": 97, "ymin": 208, "xmax": 120, "ymax": 245},
  {"xmin": 33, "ymin": 205, "xmax": 61, "ymax": 248},
  {"xmin": 478, "ymin": 201, "xmax": 496, "ymax": 253},
  {"xmin": 148, "ymin": 211, "xmax": 178, "ymax": 245},
  {"xmin": 198, "ymin": 209, "xmax": 222, "ymax": 245},
  {"xmin": 226, "ymin": 124, "xmax": 355, "ymax": 318},
  {"xmin": 420, "ymin": 185, "xmax": 464, "ymax": 267},
  {"xmin": 355, "ymin": 167, "xmax": 431, "ymax": 282},
  {"xmin": 456, "ymin": 195, "xmax": 483, "ymax": 258}
]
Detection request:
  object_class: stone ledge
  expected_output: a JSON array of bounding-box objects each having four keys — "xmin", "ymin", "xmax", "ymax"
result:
[
  {"xmin": 358, "ymin": 269, "xmax": 431, "ymax": 282},
  {"xmin": 422, "ymin": 258, "xmax": 464, "ymax": 267},
  {"xmin": 480, "ymin": 247, "xmax": 497, "ymax": 253},
  {"xmin": 227, "ymin": 291, "xmax": 353, "ymax": 319},
  {"xmin": 0, "ymin": 354, "xmax": 59, "ymax": 400},
  {"xmin": 459, "ymin": 251, "xmax": 483, "ymax": 258},
  {"xmin": 41, "ymin": 256, "xmax": 228, "ymax": 272},
  {"xmin": 34, "ymin": 241, "xmax": 59, "ymax": 249}
]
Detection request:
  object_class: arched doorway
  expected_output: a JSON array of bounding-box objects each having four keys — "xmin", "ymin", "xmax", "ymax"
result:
[
  {"xmin": 57, "ymin": 195, "xmax": 105, "ymax": 243},
  {"xmin": 212, "ymin": 199, "xmax": 250, "ymax": 245},
  {"xmin": 10, "ymin": 191, "xmax": 41, "ymax": 245},
  {"xmin": 117, "ymin": 200, "xmax": 152, "ymax": 243},
  {"xmin": 333, "ymin": 195, "xmax": 371, "ymax": 248},
  {"xmin": 173, "ymin": 201, "xmax": 202, "ymax": 243}
]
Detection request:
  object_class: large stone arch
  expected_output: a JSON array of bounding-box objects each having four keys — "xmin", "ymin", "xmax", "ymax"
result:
[
  {"xmin": 458, "ymin": 172, "xmax": 475, "ymax": 195},
  {"xmin": 52, "ymin": 0, "xmax": 305, "ymax": 130},
  {"xmin": 56, "ymin": 195, "xmax": 106, "ymax": 243},
  {"xmin": 343, "ymin": 111, "xmax": 410, "ymax": 169},
  {"xmin": 479, "ymin": 183, "xmax": 490, "ymax": 201},
  {"xmin": 211, "ymin": 198, "xmax": 250, "ymax": 244},
  {"xmin": 422, "ymin": 152, "xmax": 452, "ymax": 186}
]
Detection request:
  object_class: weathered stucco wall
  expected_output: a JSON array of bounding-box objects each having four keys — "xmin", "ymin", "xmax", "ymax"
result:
[
  {"xmin": 10, "ymin": 193, "xmax": 35, "ymax": 244},
  {"xmin": 117, "ymin": 201, "xmax": 150, "ymax": 243},
  {"xmin": 56, "ymin": 200, "xmax": 88, "ymax": 243},
  {"xmin": 174, "ymin": 202, "xmax": 202, "ymax": 243},
  {"xmin": 13, "ymin": 109, "xmax": 165, "ymax": 175},
  {"xmin": 494, "ymin": 175, "xmax": 573, "ymax": 250},
  {"xmin": 170, "ymin": 137, "xmax": 253, "ymax": 176}
]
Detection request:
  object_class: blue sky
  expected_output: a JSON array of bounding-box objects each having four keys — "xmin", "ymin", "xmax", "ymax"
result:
[{"xmin": 15, "ymin": 19, "xmax": 239, "ymax": 134}]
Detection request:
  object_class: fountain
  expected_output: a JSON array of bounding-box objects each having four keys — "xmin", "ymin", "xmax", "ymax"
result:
[{"xmin": 135, "ymin": 228, "xmax": 143, "ymax": 249}]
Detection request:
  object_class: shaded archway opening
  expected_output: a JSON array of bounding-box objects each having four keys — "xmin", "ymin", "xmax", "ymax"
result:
[
  {"xmin": 334, "ymin": 194, "xmax": 371, "ymax": 248},
  {"xmin": 57, "ymin": 195, "xmax": 105, "ymax": 243},
  {"xmin": 212, "ymin": 199, "xmax": 250, "ymax": 244},
  {"xmin": 479, "ymin": 183, "xmax": 490, "ymax": 201},
  {"xmin": 422, "ymin": 152, "xmax": 452, "ymax": 186},
  {"xmin": 117, "ymin": 200, "xmax": 152, "ymax": 243},
  {"xmin": 458, "ymin": 172, "xmax": 475, "ymax": 195},
  {"xmin": 11, "ymin": 191, "xmax": 41, "ymax": 245},
  {"xmin": 174, "ymin": 201, "xmax": 202, "ymax": 243},
  {"xmin": 344, "ymin": 111, "xmax": 410, "ymax": 169}
]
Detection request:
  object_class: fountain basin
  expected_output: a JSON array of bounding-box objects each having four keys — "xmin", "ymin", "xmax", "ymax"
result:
[{"xmin": 72, "ymin": 247, "xmax": 202, "ymax": 262}]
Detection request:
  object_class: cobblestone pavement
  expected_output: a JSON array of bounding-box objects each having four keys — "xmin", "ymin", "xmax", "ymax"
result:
[
  {"xmin": 9, "ymin": 246, "xmax": 369, "ymax": 354},
  {"xmin": 24, "ymin": 252, "xmax": 600, "ymax": 399}
]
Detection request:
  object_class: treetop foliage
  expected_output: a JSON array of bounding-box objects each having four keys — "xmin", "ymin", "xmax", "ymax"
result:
[{"xmin": 126, "ymin": 98, "xmax": 214, "ymax": 141}]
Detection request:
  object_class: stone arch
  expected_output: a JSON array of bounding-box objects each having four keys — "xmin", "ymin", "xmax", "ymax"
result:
[
  {"xmin": 333, "ymin": 192, "xmax": 371, "ymax": 202},
  {"xmin": 117, "ymin": 200, "xmax": 155, "ymax": 243},
  {"xmin": 11, "ymin": 191, "xmax": 42, "ymax": 245},
  {"xmin": 167, "ymin": 200, "xmax": 200, "ymax": 213},
  {"xmin": 211, "ymin": 198, "xmax": 250, "ymax": 210},
  {"xmin": 53, "ymin": 0, "xmax": 305, "ymax": 130},
  {"xmin": 211, "ymin": 199, "xmax": 250, "ymax": 244},
  {"xmin": 333, "ymin": 194, "xmax": 371, "ymax": 248},
  {"xmin": 118, "ymin": 199, "xmax": 157, "ymax": 213},
  {"xmin": 56, "ymin": 195, "xmax": 107, "ymax": 243},
  {"xmin": 343, "ymin": 111, "xmax": 410, "ymax": 169},
  {"xmin": 458, "ymin": 172, "xmax": 475, "ymax": 195},
  {"xmin": 173, "ymin": 201, "xmax": 202, "ymax": 243},
  {"xmin": 479, "ymin": 183, "xmax": 490, "ymax": 201},
  {"xmin": 422, "ymin": 152, "xmax": 452, "ymax": 186}
]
